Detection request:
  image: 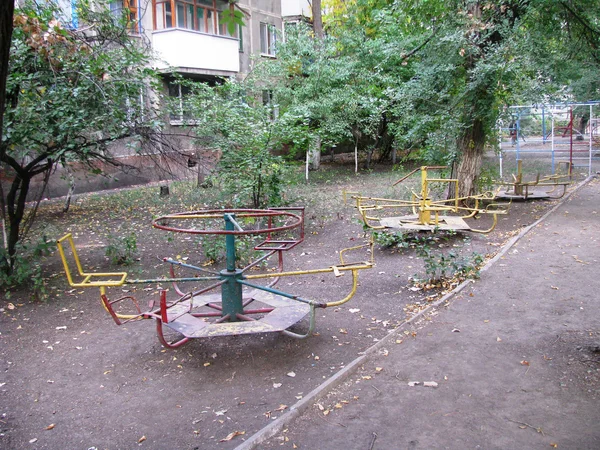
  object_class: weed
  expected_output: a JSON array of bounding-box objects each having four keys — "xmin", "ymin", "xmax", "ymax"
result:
[
  {"xmin": 373, "ymin": 228, "xmax": 458, "ymax": 251},
  {"xmin": 415, "ymin": 243, "xmax": 484, "ymax": 286},
  {"xmin": 105, "ymin": 233, "xmax": 138, "ymax": 266},
  {"xmin": 0, "ymin": 236, "xmax": 53, "ymax": 300}
]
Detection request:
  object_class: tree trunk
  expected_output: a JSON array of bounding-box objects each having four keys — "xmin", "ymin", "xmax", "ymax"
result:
[
  {"xmin": 63, "ymin": 168, "xmax": 76, "ymax": 213},
  {"xmin": 454, "ymin": 118, "xmax": 486, "ymax": 198},
  {"xmin": 312, "ymin": 0, "xmax": 323, "ymax": 39},
  {"xmin": 0, "ymin": 1, "xmax": 14, "ymax": 139},
  {"xmin": 576, "ymin": 114, "xmax": 588, "ymax": 141},
  {"xmin": 5, "ymin": 173, "xmax": 31, "ymax": 270},
  {"xmin": 308, "ymin": 135, "xmax": 321, "ymax": 171},
  {"xmin": 0, "ymin": 2, "xmax": 15, "ymax": 260}
]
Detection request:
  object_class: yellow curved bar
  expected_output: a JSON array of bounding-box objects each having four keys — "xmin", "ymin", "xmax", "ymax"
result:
[
  {"xmin": 57, "ymin": 234, "xmax": 127, "ymax": 288},
  {"xmin": 321, "ymin": 269, "xmax": 360, "ymax": 308},
  {"xmin": 339, "ymin": 240, "xmax": 374, "ymax": 265},
  {"xmin": 468, "ymin": 212, "xmax": 498, "ymax": 233},
  {"xmin": 99, "ymin": 286, "xmax": 144, "ymax": 321}
]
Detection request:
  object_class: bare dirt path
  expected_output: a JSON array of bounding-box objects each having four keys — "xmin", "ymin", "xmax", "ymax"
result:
[{"xmin": 0, "ymin": 166, "xmax": 590, "ymax": 450}]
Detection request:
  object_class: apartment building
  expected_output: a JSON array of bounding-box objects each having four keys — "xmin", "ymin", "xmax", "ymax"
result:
[{"xmin": 17, "ymin": 1, "xmax": 314, "ymax": 195}]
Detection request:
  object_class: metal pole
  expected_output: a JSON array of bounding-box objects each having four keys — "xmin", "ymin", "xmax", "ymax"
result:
[
  {"xmin": 542, "ymin": 106, "xmax": 546, "ymax": 144},
  {"xmin": 515, "ymin": 112, "xmax": 521, "ymax": 161},
  {"xmin": 569, "ymin": 106, "xmax": 573, "ymax": 170},
  {"xmin": 224, "ymin": 214, "xmax": 236, "ymax": 272},
  {"xmin": 589, "ymin": 104, "xmax": 593, "ymax": 177},
  {"xmin": 221, "ymin": 213, "xmax": 243, "ymax": 320},
  {"xmin": 498, "ymin": 121, "xmax": 503, "ymax": 178},
  {"xmin": 551, "ymin": 113, "xmax": 555, "ymax": 174}
]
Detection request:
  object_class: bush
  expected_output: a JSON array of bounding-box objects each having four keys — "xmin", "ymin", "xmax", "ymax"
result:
[
  {"xmin": 105, "ymin": 233, "xmax": 138, "ymax": 266},
  {"xmin": 415, "ymin": 244, "xmax": 484, "ymax": 285},
  {"xmin": 0, "ymin": 237, "xmax": 54, "ymax": 300}
]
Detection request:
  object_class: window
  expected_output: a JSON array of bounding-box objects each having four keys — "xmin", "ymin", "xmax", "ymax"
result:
[
  {"xmin": 110, "ymin": 0, "xmax": 139, "ymax": 33},
  {"xmin": 168, "ymin": 81, "xmax": 193, "ymax": 123},
  {"xmin": 154, "ymin": 0, "xmax": 231, "ymax": 35},
  {"xmin": 262, "ymin": 90, "xmax": 278, "ymax": 121},
  {"xmin": 166, "ymin": 76, "xmax": 223, "ymax": 124},
  {"xmin": 260, "ymin": 22, "xmax": 276, "ymax": 56}
]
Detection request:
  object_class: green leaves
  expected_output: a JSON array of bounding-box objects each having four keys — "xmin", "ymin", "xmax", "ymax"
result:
[{"xmin": 221, "ymin": 7, "xmax": 245, "ymax": 37}]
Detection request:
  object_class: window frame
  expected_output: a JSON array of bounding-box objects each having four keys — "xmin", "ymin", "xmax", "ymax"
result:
[
  {"xmin": 153, "ymin": 0, "xmax": 237, "ymax": 37},
  {"xmin": 259, "ymin": 22, "xmax": 277, "ymax": 57},
  {"xmin": 110, "ymin": 0, "xmax": 140, "ymax": 33}
]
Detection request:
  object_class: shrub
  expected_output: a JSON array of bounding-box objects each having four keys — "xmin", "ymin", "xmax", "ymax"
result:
[{"xmin": 105, "ymin": 233, "xmax": 138, "ymax": 266}]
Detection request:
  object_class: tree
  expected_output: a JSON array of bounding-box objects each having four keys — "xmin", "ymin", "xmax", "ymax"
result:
[
  {"xmin": 252, "ymin": 23, "xmax": 388, "ymax": 176},
  {"xmin": 333, "ymin": 0, "xmax": 600, "ymax": 196},
  {"xmin": 0, "ymin": 0, "xmax": 176, "ymax": 275},
  {"xmin": 176, "ymin": 79, "xmax": 289, "ymax": 208}
]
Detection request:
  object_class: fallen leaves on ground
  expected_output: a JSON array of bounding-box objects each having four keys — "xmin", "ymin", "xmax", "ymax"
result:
[{"xmin": 220, "ymin": 431, "xmax": 245, "ymax": 442}]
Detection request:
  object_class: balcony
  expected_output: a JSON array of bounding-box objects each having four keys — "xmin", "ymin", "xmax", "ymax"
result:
[{"xmin": 152, "ymin": 28, "xmax": 239, "ymax": 75}]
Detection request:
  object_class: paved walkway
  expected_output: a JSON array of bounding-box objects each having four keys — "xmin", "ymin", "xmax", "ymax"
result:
[{"xmin": 240, "ymin": 176, "xmax": 600, "ymax": 450}]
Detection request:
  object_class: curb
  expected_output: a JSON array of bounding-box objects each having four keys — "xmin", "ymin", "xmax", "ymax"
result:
[{"xmin": 235, "ymin": 175, "xmax": 595, "ymax": 450}]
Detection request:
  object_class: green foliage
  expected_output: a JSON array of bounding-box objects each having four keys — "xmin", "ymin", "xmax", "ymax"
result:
[
  {"xmin": 200, "ymin": 235, "xmax": 227, "ymax": 264},
  {"xmin": 173, "ymin": 78, "xmax": 291, "ymax": 208},
  {"xmin": 220, "ymin": 3, "xmax": 245, "ymax": 36},
  {"xmin": 1, "ymin": 0, "xmax": 166, "ymax": 276},
  {"xmin": 200, "ymin": 234, "xmax": 262, "ymax": 267},
  {"xmin": 374, "ymin": 228, "xmax": 457, "ymax": 250},
  {"xmin": 415, "ymin": 244, "xmax": 484, "ymax": 285},
  {"xmin": 0, "ymin": 237, "xmax": 53, "ymax": 300},
  {"xmin": 105, "ymin": 233, "xmax": 138, "ymax": 266}
]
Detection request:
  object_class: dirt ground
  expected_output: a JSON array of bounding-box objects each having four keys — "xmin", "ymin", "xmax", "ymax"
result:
[{"xmin": 0, "ymin": 162, "xmax": 594, "ymax": 449}]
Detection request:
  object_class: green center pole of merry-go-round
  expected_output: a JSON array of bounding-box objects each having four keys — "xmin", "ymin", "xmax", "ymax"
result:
[{"xmin": 220, "ymin": 213, "xmax": 244, "ymax": 321}]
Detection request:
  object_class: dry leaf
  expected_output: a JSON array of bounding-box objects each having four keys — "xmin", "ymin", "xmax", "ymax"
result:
[
  {"xmin": 275, "ymin": 404, "xmax": 288, "ymax": 412},
  {"xmin": 220, "ymin": 431, "xmax": 245, "ymax": 442},
  {"xmin": 497, "ymin": 337, "xmax": 502, "ymax": 342},
  {"xmin": 287, "ymin": 372, "xmax": 296, "ymax": 378},
  {"xmin": 520, "ymin": 360, "xmax": 530, "ymax": 366},
  {"xmin": 138, "ymin": 436, "xmax": 146, "ymax": 443},
  {"xmin": 45, "ymin": 424, "xmax": 55, "ymax": 430},
  {"xmin": 423, "ymin": 381, "xmax": 438, "ymax": 388},
  {"xmin": 408, "ymin": 381, "xmax": 420, "ymax": 387},
  {"xmin": 375, "ymin": 367, "xmax": 383, "ymax": 372}
]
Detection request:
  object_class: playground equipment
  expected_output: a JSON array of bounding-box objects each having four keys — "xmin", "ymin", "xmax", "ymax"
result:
[
  {"xmin": 495, "ymin": 160, "xmax": 572, "ymax": 200},
  {"xmin": 500, "ymin": 102, "xmax": 599, "ymax": 179},
  {"xmin": 348, "ymin": 166, "xmax": 508, "ymax": 234},
  {"xmin": 57, "ymin": 208, "xmax": 373, "ymax": 348}
]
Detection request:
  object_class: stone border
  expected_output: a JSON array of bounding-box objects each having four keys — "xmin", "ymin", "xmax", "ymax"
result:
[{"xmin": 235, "ymin": 175, "xmax": 595, "ymax": 450}]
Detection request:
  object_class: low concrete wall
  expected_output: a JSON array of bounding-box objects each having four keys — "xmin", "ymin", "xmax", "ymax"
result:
[{"xmin": 0, "ymin": 150, "xmax": 219, "ymax": 201}]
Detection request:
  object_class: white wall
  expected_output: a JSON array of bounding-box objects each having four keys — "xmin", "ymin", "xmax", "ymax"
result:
[
  {"xmin": 281, "ymin": 0, "xmax": 312, "ymax": 18},
  {"xmin": 152, "ymin": 29, "xmax": 240, "ymax": 73}
]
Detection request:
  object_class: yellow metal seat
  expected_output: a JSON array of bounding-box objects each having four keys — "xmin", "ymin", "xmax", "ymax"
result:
[{"xmin": 56, "ymin": 233, "xmax": 127, "ymax": 288}]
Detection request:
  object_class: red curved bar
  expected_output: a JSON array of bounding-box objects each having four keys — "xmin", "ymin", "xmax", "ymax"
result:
[{"xmin": 152, "ymin": 208, "xmax": 304, "ymax": 236}]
